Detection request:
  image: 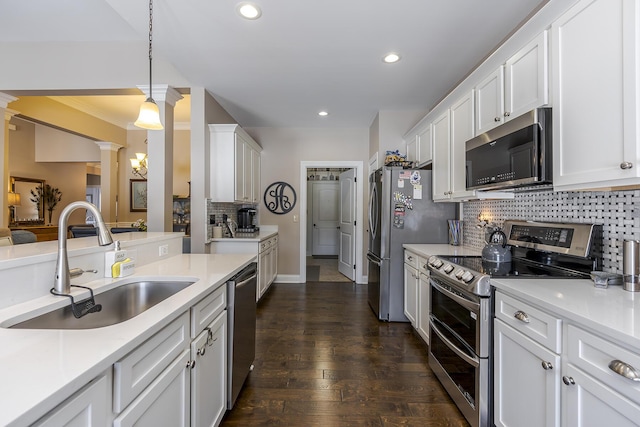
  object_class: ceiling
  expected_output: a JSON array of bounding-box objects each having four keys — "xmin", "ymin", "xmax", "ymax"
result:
[{"xmin": 0, "ymin": 0, "xmax": 547, "ymax": 129}]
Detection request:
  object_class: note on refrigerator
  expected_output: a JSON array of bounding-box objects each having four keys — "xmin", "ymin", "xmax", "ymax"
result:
[{"xmin": 413, "ymin": 184, "xmax": 422, "ymax": 200}]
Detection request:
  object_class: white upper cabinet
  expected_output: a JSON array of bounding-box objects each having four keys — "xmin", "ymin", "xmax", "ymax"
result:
[
  {"xmin": 552, "ymin": 0, "xmax": 640, "ymax": 191},
  {"xmin": 475, "ymin": 66, "xmax": 505, "ymax": 134},
  {"xmin": 432, "ymin": 110, "xmax": 451, "ymax": 201},
  {"xmin": 209, "ymin": 124, "xmax": 262, "ymax": 203},
  {"xmin": 449, "ymin": 91, "xmax": 476, "ymax": 200},
  {"xmin": 476, "ymin": 31, "xmax": 549, "ymax": 134},
  {"xmin": 405, "ymin": 123, "xmax": 432, "ymax": 166}
]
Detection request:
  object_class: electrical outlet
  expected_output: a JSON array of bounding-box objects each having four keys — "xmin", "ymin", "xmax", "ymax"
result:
[{"xmin": 159, "ymin": 244, "xmax": 169, "ymax": 256}]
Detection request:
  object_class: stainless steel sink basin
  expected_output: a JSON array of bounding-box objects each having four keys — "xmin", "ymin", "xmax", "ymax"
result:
[{"xmin": 9, "ymin": 280, "xmax": 195, "ymax": 329}]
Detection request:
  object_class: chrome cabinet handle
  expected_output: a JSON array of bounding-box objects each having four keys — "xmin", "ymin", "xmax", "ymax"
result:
[
  {"xmin": 197, "ymin": 347, "xmax": 206, "ymax": 357},
  {"xmin": 504, "ymin": 112, "xmax": 511, "ymax": 117},
  {"xmin": 541, "ymin": 361, "xmax": 553, "ymax": 370},
  {"xmin": 562, "ymin": 376, "xmax": 575, "ymax": 386},
  {"xmin": 186, "ymin": 360, "xmax": 196, "ymax": 369},
  {"xmin": 407, "ymin": 256, "xmax": 413, "ymax": 262},
  {"xmin": 608, "ymin": 360, "xmax": 640, "ymax": 382},
  {"xmin": 620, "ymin": 162, "xmax": 633, "ymax": 170},
  {"xmin": 494, "ymin": 117, "xmax": 501, "ymax": 122},
  {"xmin": 514, "ymin": 310, "xmax": 530, "ymax": 323}
]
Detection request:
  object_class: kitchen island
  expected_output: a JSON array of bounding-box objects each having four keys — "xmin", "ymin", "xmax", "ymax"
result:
[{"xmin": 0, "ymin": 234, "xmax": 255, "ymax": 426}]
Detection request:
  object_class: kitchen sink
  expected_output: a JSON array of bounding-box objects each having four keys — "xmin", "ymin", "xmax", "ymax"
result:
[{"xmin": 8, "ymin": 280, "xmax": 196, "ymax": 330}]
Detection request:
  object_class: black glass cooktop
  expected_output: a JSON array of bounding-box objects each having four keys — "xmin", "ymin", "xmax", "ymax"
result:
[{"xmin": 437, "ymin": 255, "xmax": 591, "ymax": 279}]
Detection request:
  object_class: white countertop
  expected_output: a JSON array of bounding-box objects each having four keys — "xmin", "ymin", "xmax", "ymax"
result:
[
  {"xmin": 402, "ymin": 243, "xmax": 482, "ymax": 257},
  {"xmin": 0, "ymin": 253, "xmax": 256, "ymax": 427}
]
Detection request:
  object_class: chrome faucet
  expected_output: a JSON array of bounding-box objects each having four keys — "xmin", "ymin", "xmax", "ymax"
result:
[{"xmin": 53, "ymin": 201, "xmax": 113, "ymax": 295}]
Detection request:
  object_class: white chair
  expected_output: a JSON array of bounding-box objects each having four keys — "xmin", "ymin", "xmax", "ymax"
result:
[{"xmin": 0, "ymin": 236, "xmax": 14, "ymax": 246}]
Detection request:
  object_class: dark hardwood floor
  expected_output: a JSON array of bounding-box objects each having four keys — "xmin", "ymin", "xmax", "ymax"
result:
[{"xmin": 221, "ymin": 281, "xmax": 469, "ymax": 427}]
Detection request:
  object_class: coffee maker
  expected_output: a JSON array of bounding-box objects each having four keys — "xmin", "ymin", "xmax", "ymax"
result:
[{"xmin": 237, "ymin": 208, "xmax": 257, "ymax": 231}]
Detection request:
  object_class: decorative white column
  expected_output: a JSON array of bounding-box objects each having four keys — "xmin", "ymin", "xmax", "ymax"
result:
[
  {"xmin": 0, "ymin": 93, "xmax": 18, "ymax": 227},
  {"xmin": 137, "ymin": 84, "xmax": 183, "ymax": 232},
  {"xmin": 95, "ymin": 141, "xmax": 123, "ymax": 223}
]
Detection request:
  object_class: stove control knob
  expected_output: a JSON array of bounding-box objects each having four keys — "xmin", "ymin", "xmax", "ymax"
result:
[
  {"xmin": 430, "ymin": 258, "xmax": 443, "ymax": 269},
  {"xmin": 443, "ymin": 264, "xmax": 454, "ymax": 274},
  {"xmin": 461, "ymin": 271, "xmax": 475, "ymax": 283},
  {"xmin": 427, "ymin": 256, "xmax": 438, "ymax": 266},
  {"xmin": 454, "ymin": 269, "xmax": 465, "ymax": 279}
]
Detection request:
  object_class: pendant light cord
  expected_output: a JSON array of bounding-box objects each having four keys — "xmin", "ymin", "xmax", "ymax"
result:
[{"xmin": 148, "ymin": 0, "xmax": 154, "ymax": 100}]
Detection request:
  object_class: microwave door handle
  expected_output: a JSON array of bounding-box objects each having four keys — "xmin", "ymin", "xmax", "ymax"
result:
[
  {"xmin": 430, "ymin": 317, "xmax": 480, "ymax": 368},
  {"xmin": 430, "ymin": 278, "xmax": 480, "ymax": 313}
]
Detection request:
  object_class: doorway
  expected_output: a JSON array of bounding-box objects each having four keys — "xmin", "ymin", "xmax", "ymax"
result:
[{"xmin": 299, "ymin": 161, "xmax": 364, "ymax": 284}]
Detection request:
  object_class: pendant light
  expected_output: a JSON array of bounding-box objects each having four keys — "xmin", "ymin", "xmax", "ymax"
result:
[{"xmin": 135, "ymin": 0, "xmax": 163, "ymax": 130}]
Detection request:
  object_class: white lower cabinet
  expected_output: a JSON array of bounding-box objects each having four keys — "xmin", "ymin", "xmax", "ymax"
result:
[
  {"xmin": 403, "ymin": 250, "xmax": 429, "ymax": 343},
  {"xmin": 113, "ymin": 349, "xmax": 191, "ymax": 427},
  {"xmin": 33, "ymin": 373, "xmax": 112, "ymax": 427},
  {"xmin": 417, "ymin": 270, "xmax": 430, "ymax": 344},
  {"xmin": 191, "ymin": 311, "xmax": 227, "ymax": 427},
  {"xmin": 494, "ymin": 319, "xmax": 560, "ymax": 427},
  {"xmin": 403, "ymin": 261, "xmax": 418, "ymax": 327},
  {"xmin": 495, "ymin": 289, "xmax": 640, "ymax": 427},
  {"xmin": 258, "ymin": 235, "xmax": 278, "ymax": 300}
]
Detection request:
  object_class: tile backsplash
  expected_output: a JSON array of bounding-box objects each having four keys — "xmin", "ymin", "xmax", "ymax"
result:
[
  {"xmin": 206, "ymin": 200, "xmax": 257, "ymax": 239},
  {"xmin": 462, "ymin": 188, "xmax": 640, "ymax": 274}
]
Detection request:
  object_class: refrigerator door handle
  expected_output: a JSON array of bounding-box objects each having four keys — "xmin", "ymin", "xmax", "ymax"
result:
[
  {"xmin": 367, "ymin": 252, "xmax": 382, "ymax": 266},
  {"xmin": 368, "ymin": 183, "xmax": 378, "ymax": 238}
]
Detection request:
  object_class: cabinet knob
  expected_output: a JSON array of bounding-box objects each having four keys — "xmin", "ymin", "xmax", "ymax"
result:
[
  {"xmin": 494, "ymin": 117, "xmax": 501, "ymax": 122},
  {"xmin": 197, "ymin": 347, "xmax": 206, "ymax": 357},
  {"xmin": 620, "ymin": 161, "xmax": 634, "ymax": 170},
  {"xmin": 504, "ymin": 112, "xmax": 511, "ymax": 117},
  {"xmin": 541, "ymin": 361, "xmax": 553, "ymax": 370},
  {"xmin": 407, "ymin": 256, "xmax": 413, "ymax": 261},
  {"xmin": 186, "ymin": 360, "xmax": 196, "ymax": 369},
  {"xmin": 562, "ymin": 376, "xmax": 575, "ymax": 386},
  {"xmin": 608, "ymin": 359, "xmax": 640, "ymax": 382},
  {"xmin": 514, "ymin": 310, "xmax": 530, "ymax": 323}
]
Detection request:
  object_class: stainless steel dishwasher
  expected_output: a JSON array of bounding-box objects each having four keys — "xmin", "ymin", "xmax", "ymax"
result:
[{"xmin": 226, "ymin": 262, "xmax": 257, "ymax": 409}]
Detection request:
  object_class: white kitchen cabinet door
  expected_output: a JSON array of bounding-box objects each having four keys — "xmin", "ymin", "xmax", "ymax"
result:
[
  {"xmin": 562, "ymin": 364, "xmax": 640, "ymax": 427},
  {"xmin": 251, "ymin": 148, "xmax": 261, "ymax": 203},
  {"xmin": 258, "ymin": 247, "xmax": 270, "ymax": 300},
  {"xmin": 449, "ymin": 91, "xmax": 475, "ymax": 199},
  {"xmin": 191, "ymin": 311, "xmax": 227, "ymax": 427},
  {"xmin": 114, "ymin": 349, "xmax": 191, "ymax": 427},
  {"xmin": 403, "ymin": 263, "xmax": 418, "ymax": 327},
  {"xmin": 269, "ymin": 237, "xmax": 278, "ymax": 285},
  {"xmin": 417, "ymin": 124, "xmax": 432, "ymax": 165},
  {"xmin": 234, "ymin": 135, "xmax": 246, "ymax": 202},
  {"xmin": 475, "ymin": 66, "xmax": 505, "ymax": 134},
  {"xmin": 552, "ymin": 0, "xmax": 640, "ymax": 191},
  {"xmin": 417, "ymin": 272, "xmax": 430, "ymax": 344},
  {"xmin": 494, "ymin": 319, "xmax": 560, "ymax": 427},
  {"xmin": 432, "ymin": 110, "xmax": 451, "ymax": 201},
  {"xmin": 406, "ymin": 135, "xmax": 418, "ymax": 163},
  {"xmin": 33, "ymin": 374, "xmax": 110, "ymax": 427},
  {"xmin": 504, "ymin": 30, "xmax": 549, "ymax": 121}
]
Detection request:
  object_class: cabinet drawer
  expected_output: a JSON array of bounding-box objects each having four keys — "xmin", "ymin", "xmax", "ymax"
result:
[
  {"xmin": 566, "ymin": 324, "xmax": 640, "ymax": 405},
  {"xmin": 191, "ymin": 285, "xmax": 226, "ymax": 338},
  {"xmin": 404, "ymin": 251, "xmax": 419, "ymax": 269},
  {"xmin": 417, "ymin": 256, "xmax": 429, "ymax": 275},
  {"xmin": 495, "ymin": 291, "xmax": 561, "ymax": 352},
  {"xmin": 113, "ymin": 312, "xmax": 189, "ymax": 413}
]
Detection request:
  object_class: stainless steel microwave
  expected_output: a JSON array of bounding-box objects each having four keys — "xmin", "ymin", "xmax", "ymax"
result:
[{"xmin": 465, "ymin": 107, "xmax": 552, "ymax": 191}]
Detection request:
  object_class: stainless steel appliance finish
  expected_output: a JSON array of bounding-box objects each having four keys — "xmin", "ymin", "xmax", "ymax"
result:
[
  {"xmin": 367, "ymin": 167, "xmax": 456, "ymax": 321},
  {"xmin": 427, "ymin": 220, "xmax": 602, "ymax": 427},
  {"xmin": 227, "ymin": 262, "xmax": 257, "ymax": 408},
  {"xmin": 465, "ymin": 107, "xmax": 552, "ymax": 191},
  {"xmin": 237, "ymin": 208, "xmax": 257, "ymax": 231},
  {"xmin": 623, "ymin": 240, "xmax": 640, "ymax": 291}
]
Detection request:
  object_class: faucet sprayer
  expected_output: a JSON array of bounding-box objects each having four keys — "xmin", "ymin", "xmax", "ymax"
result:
[{"xmin": 53, "ymin": 201, "xmax": 113, "ymax": 295}]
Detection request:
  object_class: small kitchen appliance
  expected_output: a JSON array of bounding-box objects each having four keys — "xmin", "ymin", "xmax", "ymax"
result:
[
  {"xmin": 237, "ymin": 208, "xmax": 257, "ymax": 232},
  {"xmin": 427, "ymin": 219, "xmax": 602, "ymax": 427}
]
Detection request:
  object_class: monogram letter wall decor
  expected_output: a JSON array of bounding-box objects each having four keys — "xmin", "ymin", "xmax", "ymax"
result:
[{"xmin": 264, "ymin": 181, "xmax": 296, "ymax": 214}]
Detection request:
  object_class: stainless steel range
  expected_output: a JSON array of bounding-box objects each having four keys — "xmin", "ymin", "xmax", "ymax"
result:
[{"xmin": 426, "ymin": 220, "xmax": 602, "ymax": 427}]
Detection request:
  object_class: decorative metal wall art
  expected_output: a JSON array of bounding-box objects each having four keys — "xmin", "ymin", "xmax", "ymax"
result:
[{"xmin": 264, "ymin": 181, "xmax": 296, "ymax": 214}]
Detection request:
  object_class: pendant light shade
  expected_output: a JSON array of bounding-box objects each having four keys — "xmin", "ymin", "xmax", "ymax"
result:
[
  {"xmin": 135, "ymin": 0, "xmax": 163, "ymax": 130},
  {"xmin": 135, "ymin": 97, "xmax": 163, "ymax": 130}
]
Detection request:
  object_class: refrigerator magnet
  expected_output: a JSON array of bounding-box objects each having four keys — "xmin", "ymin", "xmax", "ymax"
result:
[
  {"xmin": 398, "ymin": 179, "xmax": 405, "ymax": 188},
  {"xmin": 410, "ymin": 171, "xmax": 421, "ymax": 185}
]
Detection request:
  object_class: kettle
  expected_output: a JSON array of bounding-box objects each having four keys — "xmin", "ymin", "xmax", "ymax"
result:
[{"xmin": 482, "ymin": 229, "xmax": 512, "ymax": 263}]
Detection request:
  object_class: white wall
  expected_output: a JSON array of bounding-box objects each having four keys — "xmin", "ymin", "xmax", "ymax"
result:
[{"xmin": 246, "ymin": 127, "xmax": 369, "ymax": 278}]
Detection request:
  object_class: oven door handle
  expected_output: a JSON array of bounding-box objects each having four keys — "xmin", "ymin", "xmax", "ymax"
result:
[
  {"xmin": 430, "ymin": 317, "xmax": 480, "ymax": 368},
  {"xmin": 430, "ymin": 278, "xmax": 480, "ymax": 312}
]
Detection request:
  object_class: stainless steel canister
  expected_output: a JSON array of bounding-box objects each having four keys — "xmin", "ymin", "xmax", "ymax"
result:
[{"xmin": 623, "ymin": 240, "xmax": 640, "ymax": 292}]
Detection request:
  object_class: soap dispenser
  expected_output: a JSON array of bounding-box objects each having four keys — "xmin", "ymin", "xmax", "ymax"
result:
[{"xmin": 105, "ymin": 241, "xmax": 127, "ymax": 277}]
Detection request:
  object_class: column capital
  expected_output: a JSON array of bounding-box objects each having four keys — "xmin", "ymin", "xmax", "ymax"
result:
[
  {"xmin": 137, "ymin": 84, "xmax": 183, "ymax": 107},
  {"xmin": 4, "ymin": 108, "xmax": 18, "ymax": 122},
  {"xmin": 0, "ymin": 93, "xmax": 17, "ymax": 109},
  {"xmin": 95, "ymin": 141, "xmax": 124, "ymax": 152}
]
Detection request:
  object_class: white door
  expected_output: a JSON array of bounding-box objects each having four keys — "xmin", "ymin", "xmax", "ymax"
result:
[
  {"xmin": 311, "ymin": 182, "xmax": 340, "ymax": 255},
  {"xmin": 338, "ymin": 169, "xmax": 356, "ymax": 280}
]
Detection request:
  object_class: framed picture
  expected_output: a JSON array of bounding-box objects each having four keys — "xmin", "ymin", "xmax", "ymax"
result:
[{"xmin": 130, "ymin": 179, "xmax": 147, "ymax": 212}]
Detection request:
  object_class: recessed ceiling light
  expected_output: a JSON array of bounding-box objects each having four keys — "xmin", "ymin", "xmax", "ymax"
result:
[
  {"xmin": 237, "ymin": 2, "xmax": 262, "ymax": 20},
  {"xmin": 318, "ymin": 111, "xmax": 329, "ymax": 117},
  {"xmin": 383, "ymin": 53, "xmax": 401, "ymax": 64}
]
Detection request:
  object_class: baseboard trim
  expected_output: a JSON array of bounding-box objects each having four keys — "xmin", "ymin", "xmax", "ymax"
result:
[{"xmin": 274, "ymin": 274, "xmax": 303, "ymax": 283}]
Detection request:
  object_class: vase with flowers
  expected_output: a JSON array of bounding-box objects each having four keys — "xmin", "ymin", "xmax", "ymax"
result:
[{"xmin": 30, "ymin": 184, "xmax": 63, "ymax": 225}]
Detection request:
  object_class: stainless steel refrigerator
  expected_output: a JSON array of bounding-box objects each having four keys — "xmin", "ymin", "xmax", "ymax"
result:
[{"xmin": 367, "ymin": 167, "xmax": 456, "ymax": 321}]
